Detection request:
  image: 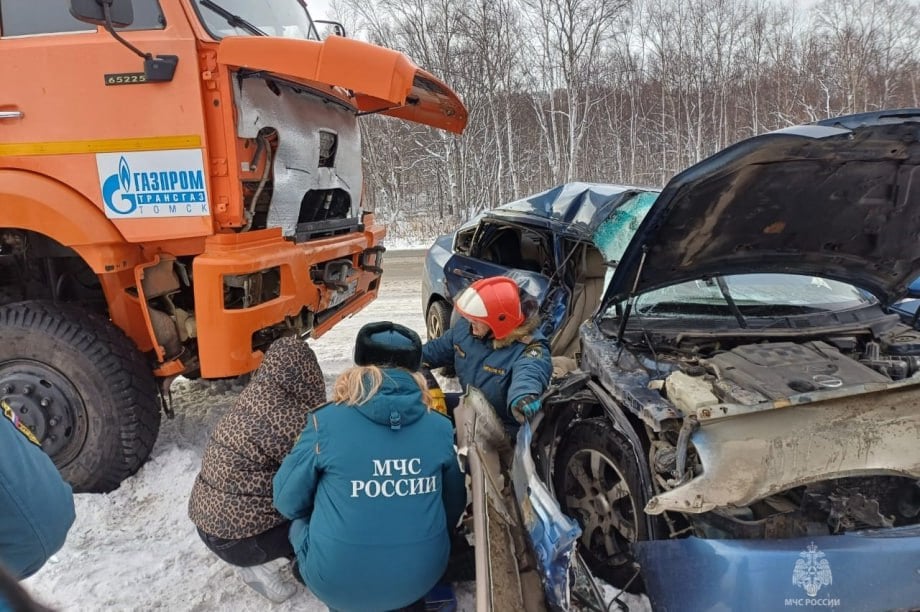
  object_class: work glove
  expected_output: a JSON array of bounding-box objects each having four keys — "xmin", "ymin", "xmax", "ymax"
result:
[
  {"xmin": 511, "ymin": 394, "xmax": 541, "ymax": 424},
  {"xmin": 422, "ymin": 367, "xmax": 448, "ymax": 416}
]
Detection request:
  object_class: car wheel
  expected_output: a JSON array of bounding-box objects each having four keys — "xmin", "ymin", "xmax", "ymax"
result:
[
  {"xmin": 554, "ymin": 417, "xmax": 648, "ymax": 588},
  {"xmin": 0, "ymin": 301, "xmax": 161, "ymax": 493},
  {"xmin": 426, "ymin": 300, "xmax": 456, "ymax": 377},
  {"xmin": 426, "ymin": 299, "xmax": 451, "ymax": 340}
]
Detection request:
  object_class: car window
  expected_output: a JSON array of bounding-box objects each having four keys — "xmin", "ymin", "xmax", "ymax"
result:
[
  {"xmin": 474, "ymin": 224, "xmax": 548, "ymax": 274},
  {"xmin": 630, "ymin": 273, "xmax": 874, "ymax": 317},
  {"xmin": 454, "ymin": 226, "xmax": 476, "ymax": 256},
  {"xmin": 592, "ymin": 191, "xmax": 658, "ymax": 264},
  {"xmin": 0, "ymin": 0, "xmax": 165, "ymax": 37}
]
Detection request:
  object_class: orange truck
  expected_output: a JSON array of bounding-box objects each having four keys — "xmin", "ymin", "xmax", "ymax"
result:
[{"xmin": 0, "ymin": 0, "xmax": 466, "ymax": 492}]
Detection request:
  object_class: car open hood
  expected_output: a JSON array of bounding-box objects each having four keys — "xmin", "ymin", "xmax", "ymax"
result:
[
  {"xmin": 217, "ymin": 36, "xmax": 467, "ymax": 134},
  {"xmin": 602, "ymin": 109, "xmax": 920, "ymax": 310}
]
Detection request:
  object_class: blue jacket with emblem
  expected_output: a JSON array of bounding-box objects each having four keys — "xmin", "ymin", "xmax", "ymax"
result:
[
  {"xmin": 273, "ymin": 368, "xmax": 465, "ymax": 612},
  {"xmin": 0, "ymin": 404, "xmax": 75, "ymax": 580},
  {"xmin": 422, "ymin": 316, "xmax": 552, "ymax": 427}
]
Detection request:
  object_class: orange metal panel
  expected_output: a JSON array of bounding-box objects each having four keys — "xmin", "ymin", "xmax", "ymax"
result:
[
  {"xmin": 193, "ymin": 220, "xmax": 385, "ymax": 377},
  {"xmin": 99, "ymin": 269, "xmax": 154, "ymax": 352},
  {"xmin": 217, "ymin": 36, "xmax": 467, "ymax": 134}
]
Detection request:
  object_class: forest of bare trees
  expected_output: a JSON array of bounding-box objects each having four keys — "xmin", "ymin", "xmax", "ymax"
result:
[{"xmin": 330, "ymin": 0, "xmax": 920, "ymax": 242}]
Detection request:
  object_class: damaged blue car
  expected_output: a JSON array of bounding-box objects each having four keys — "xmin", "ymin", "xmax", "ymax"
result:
[
  {"xmin": 528, "ymin": 109, "xmax": 920, "ymax": 611},
  {"xmin": 422, "ymin": 183, "xmax": 658, "ymax": 358}
]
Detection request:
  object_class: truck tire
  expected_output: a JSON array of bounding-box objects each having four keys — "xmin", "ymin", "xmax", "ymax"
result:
[{"xmin": 0, "ymin": 301, "xmax": 160, "ymax": 493}]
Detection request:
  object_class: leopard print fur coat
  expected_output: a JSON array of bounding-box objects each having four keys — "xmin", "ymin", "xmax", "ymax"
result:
[{"xmin": 188, "ymin": 336, "xmax": 326, "ymax": 539}]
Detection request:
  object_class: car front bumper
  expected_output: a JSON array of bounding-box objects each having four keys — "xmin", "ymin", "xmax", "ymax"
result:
[{"xmin": 633, "ymin": 526, "xmax": 920, "ymax": 611}]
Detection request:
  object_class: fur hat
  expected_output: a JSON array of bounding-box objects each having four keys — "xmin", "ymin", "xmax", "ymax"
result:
[{"xmin": 354, "ymin": 321, "xmax": 422, "ymax": 372}]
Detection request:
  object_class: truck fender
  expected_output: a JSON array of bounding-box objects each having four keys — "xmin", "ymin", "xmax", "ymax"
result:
[
  {"xmin": 0, "ymin": 169, "xmax": 140, "ymax": 272},
  {"xmin": 0, "ymin": 170, "xmax": 156, "ymax": 354}
]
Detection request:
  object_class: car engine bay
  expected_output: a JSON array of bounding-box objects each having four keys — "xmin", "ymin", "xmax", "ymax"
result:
[{"xmin": 612, "ymin": 318, "xmax": 920, "ymax": 540}]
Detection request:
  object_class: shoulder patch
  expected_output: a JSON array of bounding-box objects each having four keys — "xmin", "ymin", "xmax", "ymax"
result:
[{"xmin": 523, "ymin": 343, "xmax": 544, "ymax": 359}]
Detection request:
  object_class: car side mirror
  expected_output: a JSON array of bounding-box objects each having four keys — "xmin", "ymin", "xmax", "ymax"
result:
[
  {"xmin": 69, "ymin": 0, "xmax": 177, "ymax": 83},
  {"xmin": 69, "ymin": 0, "xmax": 134, "ymax": 28}
]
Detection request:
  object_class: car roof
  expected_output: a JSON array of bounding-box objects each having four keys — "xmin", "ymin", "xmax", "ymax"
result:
[{"xmin": 483, "ymin": 182, "xmax": 658, "ymax": 240}]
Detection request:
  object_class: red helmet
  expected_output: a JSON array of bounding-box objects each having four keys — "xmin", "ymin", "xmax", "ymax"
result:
[{"xmin": 454, "ymin": 277, "xmax": 525, "ymax": 340}]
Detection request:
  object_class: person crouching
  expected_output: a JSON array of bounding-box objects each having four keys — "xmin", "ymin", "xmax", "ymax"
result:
[
  {"xmin": 274, "ymin": 322, "xmax": 465, "ymax": 612},
  {"xmin": 188, "ymin": 335, "xmax": 327, "ymax": 603}
]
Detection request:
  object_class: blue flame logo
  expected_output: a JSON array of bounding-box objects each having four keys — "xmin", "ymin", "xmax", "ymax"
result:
[
  {"xmin": 119, "ymin": 156, "xmax": 131, "ymax": 192},
  {"xmin": 102, "ymin": 156, "xmax": 137, "ymax": 215}
]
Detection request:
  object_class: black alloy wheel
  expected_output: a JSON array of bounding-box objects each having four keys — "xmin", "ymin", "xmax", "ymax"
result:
[{"xmin": 555, "ymin": 417, "xmax": 649, "ymax": 588}]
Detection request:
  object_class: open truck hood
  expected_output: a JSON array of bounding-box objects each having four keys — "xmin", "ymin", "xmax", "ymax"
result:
[
  {"xmin": 602, "ymin": 109, "xmax": 920, "ymax": 310},
  {"xmin": 217, "ymin": 35, "xmax": 467, "ymax": 134}
]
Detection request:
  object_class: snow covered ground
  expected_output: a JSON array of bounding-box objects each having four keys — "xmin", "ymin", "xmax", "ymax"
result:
[{"xmin": 22, "ymin": 251, "xmax": 647, "ymax": 612}]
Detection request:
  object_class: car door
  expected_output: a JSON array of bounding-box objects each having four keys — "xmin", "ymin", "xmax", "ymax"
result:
[{"xmin": 444, "ymin": 220, "xmax": 553, "ymax": 321}]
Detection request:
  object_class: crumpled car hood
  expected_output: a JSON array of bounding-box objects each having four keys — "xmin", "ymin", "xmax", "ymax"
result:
[{"xmin": 603, "ymin": 109, "xmax": 920, "ymax": 309}]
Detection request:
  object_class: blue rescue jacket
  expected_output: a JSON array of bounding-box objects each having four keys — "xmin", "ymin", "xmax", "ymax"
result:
[
  {"xmin": 422, "ymin": 317, "xmax": 552, "ymax": 427},
  {"xmin": 0, "ymin": 403, "xmax": 75, "ymax": 579},
  {"xmin": 273, "ymin": 368, "xmax": 465, "ymax": 612}
]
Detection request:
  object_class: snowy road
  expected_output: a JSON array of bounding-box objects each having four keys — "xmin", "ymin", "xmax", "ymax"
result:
[
  {"xmin": 23, "ymin": 250, "xmax": 453, "ymax": 612},
  {"xmin": 23, "ymin": 250, "xmax": 645, "ymax": 611}
]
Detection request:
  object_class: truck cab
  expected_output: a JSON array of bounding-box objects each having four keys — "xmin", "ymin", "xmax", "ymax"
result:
[{"xmin": 0, "ymin": 0, "xmax": 466, "ymax": 491}]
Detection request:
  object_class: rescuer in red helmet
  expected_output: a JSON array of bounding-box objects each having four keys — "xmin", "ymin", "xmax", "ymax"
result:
[{"xmin": 422, "ymin": 276, "xmax": 552, "ymax": 429}]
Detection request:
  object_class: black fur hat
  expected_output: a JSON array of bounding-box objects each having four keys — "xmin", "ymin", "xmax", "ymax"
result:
[{"xmin": 354, "ymin": 321, "xmax": 423, "ymax": 372}]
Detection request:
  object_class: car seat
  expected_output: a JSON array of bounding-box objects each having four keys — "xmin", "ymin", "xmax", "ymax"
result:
[
  {"xmin": 484, "ymin": 229, "xmax": 523, "ymax": 269},
  {"xmin": 551, "ymin": 246, "xmax": 607, "ymax": 358}
]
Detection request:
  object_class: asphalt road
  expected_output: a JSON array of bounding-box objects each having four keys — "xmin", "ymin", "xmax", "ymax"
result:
[
  {"xmin": 380, "ymin": 248, "xmax": 427, "ymax": 281},
  {"xmin": 309, "ymin": 249, "xmax": 429, "ymax": 380}
]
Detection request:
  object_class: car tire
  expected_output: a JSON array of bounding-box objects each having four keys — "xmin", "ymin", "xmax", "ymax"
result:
[
  {"xmin": 0, "ymin": 301, "xmax": 161, "ymax": 493},
  {"xmin": 426, "ymin": 299, "xmax": 451, "ymax": 340},
  {"xmin": 426, "ymin": 299, "xmax": 456, "ymax": 377},
  {"xmin": 554, "ymin": 417, "xmax": 648, "ymax": 588}
]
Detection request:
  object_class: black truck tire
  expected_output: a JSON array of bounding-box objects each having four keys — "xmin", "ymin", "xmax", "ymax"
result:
[{"xmin": 0, "ymin": 301, "xmax": 160, "ymax": 493}]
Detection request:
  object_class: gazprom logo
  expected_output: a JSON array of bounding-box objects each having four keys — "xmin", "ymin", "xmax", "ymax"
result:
[{"xmin": 97, "ymin": 150, "xmax": 210, "ymax": 219}]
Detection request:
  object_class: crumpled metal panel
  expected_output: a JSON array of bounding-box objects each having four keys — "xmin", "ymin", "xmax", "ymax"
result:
[
  {"xmin": 490, "ymin": 182, "xmax": 659, "ymax": 241},
  {"xmin": 645, "ymin": 383, "xmax": 920, "ymax": 514},
  {"xmin": 512, "ymin": 421, "xmax": 581, "ymax": 610},
  {"xmin": 235, "ymin": 78, "xmax": 362, "ymax": 236}
]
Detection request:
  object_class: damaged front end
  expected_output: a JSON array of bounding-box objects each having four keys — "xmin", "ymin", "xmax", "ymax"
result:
[
  {"xmin": 571, "ymin": 318, "xmax": 920, "ymax": 610},
  {"xmin": 187, "ymin": 35, "xmax": 466, "ymax": 377}
]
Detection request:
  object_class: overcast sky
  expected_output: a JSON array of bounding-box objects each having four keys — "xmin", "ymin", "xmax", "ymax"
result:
[{"xmin": 308, "ymin": 0, "xmax": 332, "ymax": 21}]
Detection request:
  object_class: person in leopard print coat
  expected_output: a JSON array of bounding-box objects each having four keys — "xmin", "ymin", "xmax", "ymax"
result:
[{"xmin": 188, "ymin": 335, "xmax": 326, "ymax": 593}]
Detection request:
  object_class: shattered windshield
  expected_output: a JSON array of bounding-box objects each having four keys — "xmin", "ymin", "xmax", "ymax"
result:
[
  {"xmin": 193, "ymin": 0, "xmax": 319, "ymax": 40},
  {"xmin": 592, "ymin": 191, "xmax": 658, "ymax": 264},
  {"xmin": 617, "ymin": 274, "xmax": 874, "ymax": 318}
]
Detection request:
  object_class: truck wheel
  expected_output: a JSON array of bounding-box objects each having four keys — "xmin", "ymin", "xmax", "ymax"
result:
[
  {"xmin": 554, "ymin": 417, "xmax": 648, "ymax": 588},
  {"xmin": 0, "ymin": 301, "xmax": 160, "ymax": 493}
]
